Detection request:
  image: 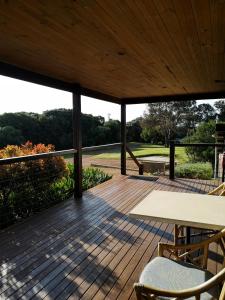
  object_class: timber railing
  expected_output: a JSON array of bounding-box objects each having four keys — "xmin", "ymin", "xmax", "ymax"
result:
[
  {"xmin": 82, "ymin": 143, "xmax": 121, "ymax": 153},
  {"xmin": 0, "ymin": 149, "xmax": 77, "ymax": 165},
  {"xmin": 0, "ymin": 143, "xmax": 122, "ymax": 165},
  {"xmin": 0, "ymin": 142, "xmax": 143, "ymax": 185},
  {"xmin": 169, "ymin": 141, "xmax": 225, "ymax": 180}
]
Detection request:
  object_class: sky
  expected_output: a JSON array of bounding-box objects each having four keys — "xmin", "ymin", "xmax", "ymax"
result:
[{"xmin": 0, "ymin": 75, "xmax": 217, "ymax": 121}]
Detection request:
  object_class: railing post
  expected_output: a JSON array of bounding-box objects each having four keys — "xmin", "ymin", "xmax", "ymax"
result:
[
  {"xmin": 139, "ymin": 164, "xmax": 144, "ymax": 175},
  {"xmin": 169, "ymin": 140, "xmax": 175, "ymax": 180},
  {"xmin": 73, "ymin": 86, "xmax": 82, "ymax": 198},
  {"xmin": 121, "ymin": 103, "xmax": 126, "ymax": 175}
]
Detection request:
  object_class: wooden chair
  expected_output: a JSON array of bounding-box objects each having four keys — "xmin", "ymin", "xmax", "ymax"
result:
[{"xmin": 134, "ymin": 229, "xmax": 225, "ymax": 300}]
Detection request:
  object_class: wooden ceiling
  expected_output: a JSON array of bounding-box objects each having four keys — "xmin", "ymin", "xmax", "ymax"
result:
[{"xmin": 0, "ymin": 0, "xmax": 225, "ymax": 104}]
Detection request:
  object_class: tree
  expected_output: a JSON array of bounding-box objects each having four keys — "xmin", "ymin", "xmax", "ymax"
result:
[
  {"xmin": 104, "ymin": 119, "xmax": 120, "ymax": 143},
  {"xmin": 142, "ymin": 101, "xmax": 197, "ymax": 146},
  {"xmin": 40, "ymin": 109, "xmax": 73, "ymax": 149},
  {"xmin": 141, "ymin": 126, "xmax": 164, "ymax": 144},
  {"xmin": 215, "ymin": 100, "xmax": 225, "ymax": 121},
  {"xmin": 81, "ymin": 114, "xmax": 107, "ymax": 146},
  {"xmin": 196, "ymin": 103, "xmax": 216, "ymax": 122},
  {"xmin": 0, "ymin": 126, "xmax": 25, "ymax": 148},
  {"xmin": 127, "ymin": 118, "xmax": 143, "ymax": 142},
  {"xmin": 0, "ymin": 112, "xmax": 41, "ymax": 144},
  {"xmin": 183, "ymin": 120, "xmax": 216, "ymax": 163}
]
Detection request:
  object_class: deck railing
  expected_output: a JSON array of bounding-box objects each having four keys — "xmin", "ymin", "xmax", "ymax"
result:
[
  {"xmin": 82, "ymin": 143, "xmax": 121, "ymax": 153},
  {"xmin": 0, "ymin": 143, "xmax": 122, "ymax": 166},
  {"xmin": 169, "ymin": 141, "xmax": 225, "ymax": 180},
  {"xmin": 0, "ymin": 149, "xmax": 77, "ymax": 165}
]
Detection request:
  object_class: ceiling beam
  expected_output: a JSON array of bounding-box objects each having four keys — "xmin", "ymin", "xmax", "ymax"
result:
[
  {"xmin": 81, "ymin": 87, "xmax": 121, "ymax": 104},
  {"xmin": 123, "ymin": 91, "xmax": 225, "ymax": 104},
  {"xmin": 0, "ymin": 61, "xmax": 75, "ymax": 92},
  {"xmin": 0, "ymin": 61, "xmax": 121, "ymax": 104}
]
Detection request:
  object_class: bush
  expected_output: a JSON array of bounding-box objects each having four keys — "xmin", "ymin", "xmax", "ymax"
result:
[
  {"xmin": 66, "ymin": 163, "xmax": 112, "ymax": 192},
  {"xmin": 183, "ymin": 120, "xmax": 216, "ymax": 163},
  {"xmin": 175, "ymin": 162, "xmax": 213, "ymax": 179},
  {"xmin": 0, "ymin": 142, "xmax": 68, "ymax": 228},
  {"xmin": 0, "ymin": 144, "xmax": 112, "ymax": 229}
]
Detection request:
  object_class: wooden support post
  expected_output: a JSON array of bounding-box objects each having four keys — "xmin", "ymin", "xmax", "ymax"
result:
[
  {"xmin": 169, "ymin": 140, "xmax": 175, "ymax": 180},
  {"xmin": 73, "ymin": 88, "xmax": 82, "ymax": 198},
  {"xmin": 139, "ymin": 164, "xmax": 144, "ymax": 175},
  {"xmin": 121, "ymin": 103, "xmax": 126, "ymax": 175}
]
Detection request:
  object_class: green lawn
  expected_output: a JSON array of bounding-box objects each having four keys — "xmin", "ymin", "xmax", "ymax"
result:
[{"xmin": 93, "ymin": 143, "xmax": 188, "ymax": 164}]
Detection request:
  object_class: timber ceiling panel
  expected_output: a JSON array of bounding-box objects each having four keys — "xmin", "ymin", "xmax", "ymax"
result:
[{"xmin": 0, "ymin": 0, "xmax": 225, "ymax": 101}]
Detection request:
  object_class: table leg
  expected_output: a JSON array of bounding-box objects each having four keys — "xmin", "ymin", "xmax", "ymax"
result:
[{"xmin": 186, "ymin": 226, "xmax": 191, "ymax": 244}]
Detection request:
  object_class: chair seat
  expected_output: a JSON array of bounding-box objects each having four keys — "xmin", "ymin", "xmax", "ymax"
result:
[{"xmin": 139, "ymin": 257, "xmax": 219, "ymax": 300}]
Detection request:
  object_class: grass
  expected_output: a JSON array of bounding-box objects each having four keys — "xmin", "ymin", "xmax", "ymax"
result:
[{"xmin": 92, "ymin": 143, "xmax": 188, "ymax": 164}]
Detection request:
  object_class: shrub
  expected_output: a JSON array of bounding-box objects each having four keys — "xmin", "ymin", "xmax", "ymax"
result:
[
  {"xmin": 66, "ymin": 163, "xmax": 112, "ymax": 192},
  {"xmin": 175, "ymin": 162, "xmax": 213, "ymax": 180},
  {"xmin": 0, "ymin": 142, "xmax": 68, "ymax": 228},
  {"xmin": 183, "ymin": 120, "xmax": 216, "ymax": 163}
]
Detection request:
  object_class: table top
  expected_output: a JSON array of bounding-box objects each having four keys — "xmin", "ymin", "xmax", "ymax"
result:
[{"xmin": 129, "ymin": 190, "xmax": 225, "ymax": 230}]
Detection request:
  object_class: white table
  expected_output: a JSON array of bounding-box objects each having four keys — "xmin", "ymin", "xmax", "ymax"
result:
[{"xmin": 129, "ymin": 191, "xmax": 225, "ymax": 242}]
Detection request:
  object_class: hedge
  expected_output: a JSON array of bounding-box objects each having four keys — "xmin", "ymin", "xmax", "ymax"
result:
[{"xmin": 175, "ymin": 162, "xmax": 213, "ymax": 180}]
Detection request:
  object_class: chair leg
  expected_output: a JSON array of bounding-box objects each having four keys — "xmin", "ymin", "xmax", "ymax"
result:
[
  {"xmin": 174, "ymin": 225, "xmax": 185, "ymax": 245},
  {"xmin": 174, "ymin": 224, "xmax": 179, "ymax": 245}
]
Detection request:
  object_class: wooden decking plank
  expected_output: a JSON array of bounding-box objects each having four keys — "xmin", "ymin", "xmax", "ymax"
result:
[
  {"xmin": 34, "ymin": 218, "xmax": 144, "ymax": 300},
  {"xmin": 0, "ymin": 176, "xmax": 139, "ymax": 273},
  {"xmin": 75, "ymin": 220, "xmax": 159, "ymax": 300},
  {"xmin": 4, "ymin": 178, "xmax": 156, "ymax": 298},
  {"xmin": 21, "ymin": 215, "xmax": 138, "ymax": 299},
  {"xmin": 85, "ymin": 222, "xmax": 170, "ymax": 300},
  {"xmin": 0, "ymin": 175, "xmax": 126, "ymax": 259},
  {"xmin": 55, "ymin": 220, "xmax": 155, "ymax": 300},
  {"xmin": 1, "ymin": 178, "xmax": 154, "ymax": 298},
  {"xmin": 41, "ymin": 181, "xmax": 158, "ymax": 299},
  {"xmin": 17, "ymin": 179, "xmax": 154, "ymax": 298},
  {"xmin": 0, "ymin": 178, "xmax": 135, "ymax": 292}
]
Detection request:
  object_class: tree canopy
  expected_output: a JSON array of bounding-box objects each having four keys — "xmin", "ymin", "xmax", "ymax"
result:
[
  {"xmin": 141, "ymin": 100, "xmax": 223, "ymax": 146},
  {"xmin": 142, "ymin": 101, "xmax": 197, "ymax": 146},
  {"xmin": 0, "ymin": 109, "xmax": 121, "ymax": 150}
]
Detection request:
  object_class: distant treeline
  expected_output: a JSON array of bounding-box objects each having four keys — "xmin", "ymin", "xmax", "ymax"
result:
[
  {"xmin": 0, "ymin": 109, "xmax": 142, "ymax": 150},
  {"xmin": 1, "ymin": 100, "xmax": 225, "ymax": 151}
]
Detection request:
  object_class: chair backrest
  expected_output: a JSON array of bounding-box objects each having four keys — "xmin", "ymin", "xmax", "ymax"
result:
[
  {"xmin": 208, "ymin": 182, "xmax": 225, "ymax": 196},
  {"xmin": 135, "ymin": 229, "xmax": 225, "ymax": 300},
  {"xmin": 219, "ymin": 282, "xmax": 225, "ymax": 300}
]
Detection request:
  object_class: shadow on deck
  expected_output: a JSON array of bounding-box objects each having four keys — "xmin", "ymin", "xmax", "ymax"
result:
[{"xmin": 0, "ymin": 176, "xmax": 222, "ymax": 299}]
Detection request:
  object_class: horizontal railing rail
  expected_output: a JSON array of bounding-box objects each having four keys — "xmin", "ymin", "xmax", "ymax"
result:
[
  {"xmin": 174, "ymin": 143, "xmax": 225, "ymax": 147},
  {"xmin": 0, "ymin": 143, "xmax": 122, "ymax": 166},
  {"xmin": 0, "ymin": 149, "xmax": 77, "ymax": 166},
  {"xmin": 169, "ymin": 141, "xmax": 225, "ymax": 180},
  {"xmin": 82, "ymin": 142, "xmax": 121, "ymax": 152}
]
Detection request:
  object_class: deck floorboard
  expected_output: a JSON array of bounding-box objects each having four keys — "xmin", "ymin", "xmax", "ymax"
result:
[{"xmin": 0, "ymin": 175, "xmax": 222, "ymax": 299}]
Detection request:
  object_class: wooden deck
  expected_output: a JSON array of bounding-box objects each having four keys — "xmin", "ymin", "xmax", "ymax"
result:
[{"xmin": 0, "ymin": 175, "xmax": 223, "ymax": 300}]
